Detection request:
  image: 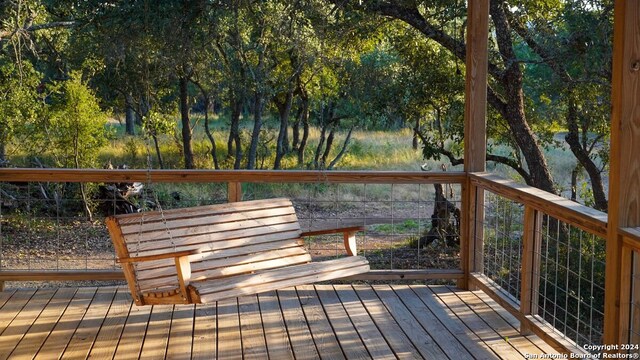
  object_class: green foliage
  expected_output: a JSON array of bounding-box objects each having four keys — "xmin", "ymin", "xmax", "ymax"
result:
[
  {"xmin": 0, "ymin": 60, "xmax": 44, "ymax": 161},
  {"xmin": 48, "ymin": 73, "xmax": 110, "ymax": 168}
]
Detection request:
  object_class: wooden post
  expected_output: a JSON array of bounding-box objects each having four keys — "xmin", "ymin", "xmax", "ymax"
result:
[
  {"xmin": 460, "ymin": 0, "xmax": 489, "ymax": 290},
  {"xmin": 520, "ymin": 205, "xmax": 542, "ymax": 335},
  {"xmin": 619, "ymin": 246, "xmax": 633, "ymax": 344},
  {"xmin": 605, "ymin": 0, "xmax": 640, "ymax": 345},
  {"xmin": 227, "ymin": 182, "xmax": 242, "ymax": 203}
]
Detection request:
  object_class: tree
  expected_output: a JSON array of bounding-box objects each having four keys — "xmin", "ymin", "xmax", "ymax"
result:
[
  {"xmin": 47, "ymin": 73, "xmax": 109, "ymax": 219},
  {"xmin": 330, "ymin": 0, "xmax": 612, "ymax": 204},
  {"xmin": 0, "ymin": 61, "xmax": 43, "ymax": 166}
]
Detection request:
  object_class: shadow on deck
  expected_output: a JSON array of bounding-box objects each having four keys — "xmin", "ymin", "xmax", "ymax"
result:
[{"xmin": 0, "ymin": 284, "xmax": 556, "ymax": 359}]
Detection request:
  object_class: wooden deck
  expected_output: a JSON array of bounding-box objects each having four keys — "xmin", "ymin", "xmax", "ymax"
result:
[{"xmin": 0, "ymin": 284, "xmax": 557, "ymax": 359}]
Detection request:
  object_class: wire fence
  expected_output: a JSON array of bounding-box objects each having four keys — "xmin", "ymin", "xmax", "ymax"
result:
[
  {"xmin": 0, "ymin": 179, "xmax": 462, "ymax": 284},
  {"xmin": 477, "ymin": 188, "xmax": 606, "ymax": 349},
  {"xmin": 481, "ymin": 191, "xmax": 524, "ymax": 302},
  {"xmin": 535, "ymin": 214, "xmax": 605, "ymax": 348}
]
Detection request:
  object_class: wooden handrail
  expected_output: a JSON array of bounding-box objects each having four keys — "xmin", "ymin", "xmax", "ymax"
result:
[
  {"xmin": 0, "ymin": 168, "xmax": 466, "ymax": 184},
  {"xmin": 470, "ymin": 172, "xmax": 608, "ymax": 237}
]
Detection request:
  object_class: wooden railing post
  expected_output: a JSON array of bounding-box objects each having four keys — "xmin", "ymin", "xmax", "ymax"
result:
[
  {"xmin": 605, "ymin": 0, "xmax": 640, "ymax": 345},
  {"xmin": 469, "ymin": 183, "xmax": 485, "ymax": 274},
  {"xmin": 520, "ymin": 205, "xmax": 542, "ymax": 335},
  {"xmin": 461, "ymin": 0, "xmax": 489, "ymax": 290},
  {"xmin": 227, "ymin": 182, "xmax": 242, "ymax": 203}
]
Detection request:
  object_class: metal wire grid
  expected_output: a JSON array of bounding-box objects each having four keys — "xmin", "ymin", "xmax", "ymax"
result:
[
  {"xmin": 534, "ymin": 214, "xmax": 605, "ymax": 348},
  {"xmin": 0, "ymin": 181, "xmax": 228, "ymax": 272},
  {"xmin": 481, "ymin": 191, "xmax": 524, "ymax": 302},
  {"xmin": 243, "ymin": 182, "xmax": 462, "ymax": 271},
  {"xmin": 1, "ymin": 180, "xmax": 462, "ymax": 273}
]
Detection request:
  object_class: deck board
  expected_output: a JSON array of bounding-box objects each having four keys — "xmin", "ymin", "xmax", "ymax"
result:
[
  {"xmin": 138, "ymin": 302, "xmax": 173, "ymax": 359},
  {"xmin": 191, "ymin": 303, "xmax": 216, "ymax": 360},
  {"xmin": 166, "ymin": 304, "xmax": 195, "ymax": 360},
  {"xmin": 0, "ymin": 284, "xmax": 557, "ymax": 359},
  {"xmin": 334, "ymin": 284, "xmax": 396, "ymax": 360},
  {"xmin": 409, "ymin": 285, "xmax": 500, "ymax": 360},
  {"xmin": 7, "ymin": 288, "xmax": 77, "ymax": 360},
  {"xmin": 278, "ymin": 288, "xmax": 320, "ymax": 360},
  {"xmin": 62, "ymin": 287, "xmax": 117, "ymax": 360},
  {"xmin": 372, "ymin": 284, "xmax": 448, "ymax": 359},
  {"xmin": 316, "ymin": 284, "xmax": 371, "ymax": 359},
  {"xmin": 238, "ymin": 295, "xmax": 268, "ymax": 359},
  {"xmin": 429, "ymin": 286, "xmax": 526, "ymax": 359},
  {"xmin": 33, "ymin": 287, "xmax": 97, "ymax": 360},
  {"xmin": 296, "ymin": 284, "xmax": 345, "ymax": 360},
  {"xmin": 353, "ymin": 284, "xmax": 421, "ymax": 360},
  {"xmin": 258, "ymin": 291, "xmax": 295, "ymax": 359},
  {"xmin": 112, "ymin": 297, "xmax": 152, "ymax": 359},
  {"xmin": 391, "ymin": 284, "xmax": 475, "ymax": 359},
  {"xmin": 88, "ymin": 287, "xmax": 132, "ymax": 360}
]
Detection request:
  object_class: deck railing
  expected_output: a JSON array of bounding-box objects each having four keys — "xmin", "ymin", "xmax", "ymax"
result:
[
  {"xmin": 469, "ymin": 173, "xmax": 609, "ymax": 353},
  {"xmin": 0, "ymin": 169, "xmax": 466, "ymax": 286},
  {"xmin": 1, "ymin": 168, "xmax": 638, "ymax": 353}
]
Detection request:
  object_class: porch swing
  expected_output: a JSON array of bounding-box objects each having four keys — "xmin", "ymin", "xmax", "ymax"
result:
[{"xmin": 106, "ymin": 192, "xmax": 369, "ymax": 306}]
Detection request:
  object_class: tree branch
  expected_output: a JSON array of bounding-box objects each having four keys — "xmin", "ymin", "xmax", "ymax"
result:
[
  {"xmin": 0, "ymin": 21, "xmax": 76, "ymax": 41},
  {"xmin": 330, "ymin": 0, "xmax": 504, "ymax": 81}
]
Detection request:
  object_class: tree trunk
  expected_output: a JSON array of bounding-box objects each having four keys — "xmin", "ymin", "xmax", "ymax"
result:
[
  {"xmin": 488, "ymin": 1, "xmax": 555, "ymax": 193},
  {"xmin": 247, "ymin": 91, "xmax": 264, "ymax": 170},
  {"xmin": 152, "ymin": 134, "xmax": 164, "ymax": 169},
  {"xmin": 328, "ymin": 127, "xmax": 354, "ymax": 170},
  {"xmin": 314, "ymin": 124, "xmax": 327, "ymax": 170},
  {"xmin": 292, "ymin": 104, "xmax": 301, "ymax": 151},
  {"xmin": 571, "ymin": 165, "xmax": 580, "ymax": 202},
  {"xmin": 412, "ymin": 116, "xmax": 420, "ymax": 150},
  {"xmin": 565, "ymin": 98, "xmax": 608, "ymax": 211},
  {"xmin": 321, "ymin": 129, "xmax": 335, "ymax": 168},
  {"xmin": 419, "ymin": 183, "xmax": 461, "ymax": 248},
  {"xmin": 0, "ymin": 140, "xmax": 6, "ymax": 167},
  {"xmin": 179, "ymin": 76, "xmax": 195, "ymax": 169},
  {"xmin": 274, "ymin": 90, "xmax": 294, "ymax": 169},
  {"xmin": 297, "ymin": 89, "xmax": 310, "ymax": 166},
  {"xmin": 227, "ymin": 95, "xmax": 243, "ymax": 169},
  {"xmin": 125, "ymin": 93, "xmax": 136, "ymax": 135},
  {"xmin": 203, "ymin": 97, "xmax": 220, "ymax": 170}
]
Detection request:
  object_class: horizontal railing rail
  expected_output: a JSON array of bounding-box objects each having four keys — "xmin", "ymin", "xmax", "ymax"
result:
[
  {"xmin": 470, "ymin": 172, "xmax": 607, "ymax": 237},
  {"xmin": 0, "ymin": 168, "xmax": 466, "ymax": 184}
]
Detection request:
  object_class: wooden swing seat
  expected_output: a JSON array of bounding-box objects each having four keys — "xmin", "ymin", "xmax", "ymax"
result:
[{"xmin": 105, "ymin": 198, "xmax": 369, "ymax": 305}]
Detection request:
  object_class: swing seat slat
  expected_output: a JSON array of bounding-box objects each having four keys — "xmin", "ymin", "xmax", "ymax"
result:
[{"xmin": 106, "ymin": 198, "xmax": 369, "ymax": 305}]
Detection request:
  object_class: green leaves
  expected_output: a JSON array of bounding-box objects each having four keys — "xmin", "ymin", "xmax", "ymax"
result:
[{"xmin": 48, "ymin": 73, "xmax": 109, "ymax": 168}]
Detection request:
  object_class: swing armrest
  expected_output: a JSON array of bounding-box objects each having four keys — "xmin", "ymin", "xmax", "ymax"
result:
[
  {"xmin": 117, "ymin": 249, "xmax": 201, "ymax": 264},
  {"xmin": 119, "ymin": 250, "xmax": 196, "ymax": 304},
  {"xmin": 300, "ymin": 223, "xmax": 365, "ymax": 256}
]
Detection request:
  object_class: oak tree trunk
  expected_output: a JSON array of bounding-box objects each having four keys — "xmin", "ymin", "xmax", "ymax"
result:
[
  {"xmin": 247, "ymin": 91, "xmax": 264, "ymax": 170},
  {"xmin": 274, "ymin": 90, "xmax": 294, "ymax": 169},
  {"xmin": 179, "ymin": 76, "xmax": 194, "ymax": 169},
  {"xmin": 125, "ymin": 93, "xmax": 136, "ymax": 135}
]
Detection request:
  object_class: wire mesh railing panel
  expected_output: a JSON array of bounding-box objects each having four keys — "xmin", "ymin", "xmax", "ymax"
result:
[
  {"xmin": 242, "ymin": 182, "xmax": 462, "ymax": 271},
  {"xmin": 0, "ymin": 177, "xmax": 464, "ymax": 285},
  {"xmin": 480, "ymin": 190, "xmax": 524, "ymax": 302},
  {"xmin": 534, "ymin": 214, "xmax": 605, "ymax": 348},
  {"xmin": 0, "ymin": 181, "xmax": 229, "ymax": 273}
]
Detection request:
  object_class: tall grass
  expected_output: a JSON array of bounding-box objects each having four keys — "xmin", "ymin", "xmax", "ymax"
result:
[{"xmin": 95, "ymin": 119, "xmax": 441, "ymax": 171}]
